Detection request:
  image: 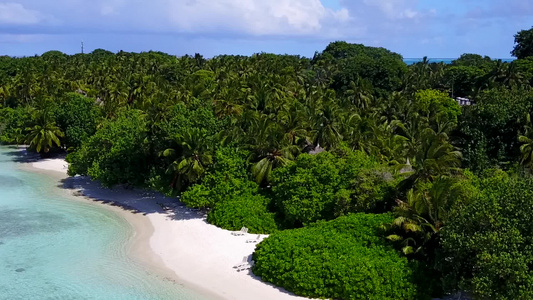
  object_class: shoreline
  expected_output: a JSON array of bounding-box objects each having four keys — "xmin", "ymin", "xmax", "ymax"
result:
[
  {"xmin": 14, "ymin": 153, "xmax": 221, "ymax": 300},
  {"xmin": 15, "ymin": 148, "xmax": 305, "ymax": 300}
]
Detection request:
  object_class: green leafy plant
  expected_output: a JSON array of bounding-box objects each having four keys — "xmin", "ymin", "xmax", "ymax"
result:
[
  {"xmin": 439, "ymin": 172, "xmax": 533, "ymax": 299},
  {"xmin": 207, "ymin": 193, "xmax": 279, "ymax": 234},
  {"xmin": 67, "ymin": 109, "xmax": 149, "ymax": 187},
  {"xmin": 253, "ymin": 213, "xmax": 424, "ymax": 299}
]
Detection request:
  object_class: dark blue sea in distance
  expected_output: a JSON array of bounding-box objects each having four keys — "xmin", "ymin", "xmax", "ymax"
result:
[{"xmin": 403, "ymin": 58, "xmax": 515, "ymax": 65}]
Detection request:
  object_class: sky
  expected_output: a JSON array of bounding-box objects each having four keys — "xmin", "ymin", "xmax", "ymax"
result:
[{"xmin": 0, "ymin": 0, "xmax": 532, "ymax": 58}]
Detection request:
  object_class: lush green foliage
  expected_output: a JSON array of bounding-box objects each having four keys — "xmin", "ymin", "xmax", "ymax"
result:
[
  {"xmin": 253, "ymin": 213, "xmax": 422, "ymax": 299},
  {"xmin": 0, "ymin": 106, "xmax": 32, "ymax": 144},
  {"xmin": 67, "ymin": 109, "xmax": 149, "ymax": 187},
  {"xmin": 317, "ymin": 41, "xmax": 408, "ymax": 96},
  {"xmin": 25, "ymin": 108, "xmax": 64, "ymax": 154},
  {"xmin": 181, "ymin": 147, "xmax": 279, "ymax": 233},
  {"xmin": 452, "ymin": 53, "xmax": 496, "ymax": 71},
  {"xmin": 207, "ymin": 193, "xmax": 279, "ymax": 233},
  {"xmin": 443, "ymin": 66, "xmax": 485, "ymax": 98},
  {"xmin": 458, "ymin": 88, "xmax": 533, "ymax": 172},
  {"xmin": 515, "ymin": 57, "xmax": 533, "ymax": 86},
  {"xmin": 439, "ymin": 173, "xmax": 533, "ymax": 299},
  {"xmin": 53, "ymin": 93, "xmax": 101, "ymax": 150},
  {"xmin": 386, "ymin": 174, "xmax": 478, "ymax": 258},
  {"xmin": 512, "ymin": 27, "xmax": 533, "ymax": 59},
  {"xmin": 414, "ymin": 89, "xmax": 461, "ymax": 125},
  {"xmin": 271, "ymin": 151, "xmax": 398, "ymax": 228},
  {"xmin": 180, "ymin": 147, "xmax": 253, "ymax": 208},
  {"xmin": 2, "ymin": 31, "xmax": 533, "ymax": 298}
]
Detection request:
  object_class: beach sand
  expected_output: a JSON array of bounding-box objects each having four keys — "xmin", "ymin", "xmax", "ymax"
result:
[{"xmin": 20, "ymin": 150, "xmax": 305, "ymax": 300}]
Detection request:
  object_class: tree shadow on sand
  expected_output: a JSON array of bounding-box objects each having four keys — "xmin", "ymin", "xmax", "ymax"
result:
[
  {"xmin": 1, "ymin": 146, "xmax": 65, "ymax": 163},
  {"xmin": 59, "ymin": 176, "xmax": 205, "ymax": 221}
]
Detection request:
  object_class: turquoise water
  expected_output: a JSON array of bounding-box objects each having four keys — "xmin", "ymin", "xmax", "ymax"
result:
[{"xmin": 0, "ymin": 147, "xmax": 209, "ymax": 300}]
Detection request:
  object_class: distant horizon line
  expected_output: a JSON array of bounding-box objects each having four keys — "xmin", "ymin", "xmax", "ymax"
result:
[
  {"xmin": 1, "ymin": 52, "xmax": 517, "ymax": 61},
  {"xmin": 403, "ymin": 57, "xmax": 515, "ymax": 59}
]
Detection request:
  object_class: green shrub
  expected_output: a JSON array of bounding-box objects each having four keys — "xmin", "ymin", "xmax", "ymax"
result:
[
  {"xmin": 458, "ymin": 88, "xmax": 533, "ymax": 172},
  {"xmin": 0, "ymin": 106, "xmax": 32, "ymax": 144},
  {"xmin": 67, "ymin": 109, "xmax": 149, "ymax": 187},
  {"xmin": 153, "ymin": 101, "xmax": 220, "ymax": 154},
  {"xmin": 414, "ymin": 89, "xmax": 461, "ymax": 125},
  {"xmin": 53, "ymin": 93, "xmax": 101, "ymax": 150},
  {"xmin": 271, "ymin": 151, "xmax": 397, "ymax": 228},
  {"xmin": 207, "ymin": 194, "xmax": 279, "ymax": 234},
  {"xmin": 180, "ymin": 147, "xmax": 279, "ymax": 233},
  {"xmin": 439, "ymin": 173, "xmax": 533, "ymax": 299},
  {"xmin": 271, "ymin": 152, "xmax": 342, "ymax": 227},
  {"xmin": 180, "ymin": 147, "xmax": 254, "ymax": 208},
  {"xmin": 253, "ymin": 213, "xmax": 422, "ymax": 299}
]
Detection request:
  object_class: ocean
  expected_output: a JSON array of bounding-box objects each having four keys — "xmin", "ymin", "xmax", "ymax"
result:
[
  {"xmin": 403, "ymin": 58, "xmax": 515, "ymax": 65},
  {"xmin": 0, "ymin": 146, "xmax": 208, "ymax": 300}
]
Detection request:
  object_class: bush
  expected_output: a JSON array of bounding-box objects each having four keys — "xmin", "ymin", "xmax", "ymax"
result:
[
  {"xmin": 180, "ymin": 147, "xmax": 254, "ymax": 208},
  {"xmin": 439, "ymin": 172, "xmax": 533, "ymax": 299},
  {"xmin": 414, "ymin": 89, "xmax": 461, "ymax": 125},
  {"xmin": 252, "ymin": 213, "xmax": 422, "ymax": 299},
  {"xmin": 153, "ymin": 101, "xmax": 220, "ymax": 153},
  {"xmin": 180, "ymin": 147, "xmax": 279, "ymax": 233},
  {"xmin": 271, "ymin": 152, "xmax": 342, "ymax": 227},
  {"xmin": 53, "ymin": 93, "xmax": 101, "ymax": 150},
  {"xmin": 271, "ymin": 151, "xmax": 397, "ymax": 228},
  {"xmin": 67, "ymin": 109, "xmax": 149, "ymax": 187},
  {"xmin": 147, "ymin": 101, "xmax": 222, "ymax": 193},
  {"xmin": 207, "ymin": 194, "xmax": 279, "ymax": 234},
  {"xmin": 457, "ymin": 88, "xmax": 533, "ymax": 172},
  {"xmin": 0, "ymin": 106, "xmax": 32, "ymax": 144}
]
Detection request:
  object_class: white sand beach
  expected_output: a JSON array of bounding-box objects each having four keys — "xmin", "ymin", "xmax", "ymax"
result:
[{"xmin": 26, "ymin": 154, "xmax": 306, "ymax": 300}]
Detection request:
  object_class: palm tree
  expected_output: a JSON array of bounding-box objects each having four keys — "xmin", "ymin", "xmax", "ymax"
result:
[
  {"xmin": 0, "ymin": 84, "xmax": 11, "ymax": 107},
  {"xmin": 252, "ymin": 149, "xmax": 293, "ymax": 185},
  {"xmin": 367, "ymin": 118, "xmax": 405, "ymax": 163},
  {"xmin": 278, "ymin": 101, "xmax": 308, "ymax": 146},
  {"xmin": 247, "ymin": 114, "xmax": 296, "ymax": 185},
  {"xmin": 403, "ymin": 56, "xmax": 432, "ymax": 94},
  {"xmin": 344, "ymin": 78, "xmax": 373, "ymax": 110},
  {"xmin": 163, "ymin": 128, "xmax": 213, "ymax": 190},
  {"xmin": 386, "ymin": 176, "xmax": 467, "ymax": 257},
  {"xmin": 213, "ymin": 89, "xmax": 243, "ymax": 118},
  {"xmin": 25, "ymin": 110, "xmax": 64, "ymax": 155},
  {"xmin": 519, "ymin": 113, "xmax": 533, "ymax": 170},
  {"xmin": 310, "ymin": 94, "xmax": 343, "ymax": 149},
  {"xmin": 400, "ymin": 120, "xmax": 462, "ymax": 185},
  {"xmin": 503, "ymin": 62, "xmax": 525, "ymax": 88},
  {"xmin": 476, "ymin": 60, "xmax": 510, "ymax": 92},
  {"xmin": 397, "ymin": 114, "xmax": 429, "ymax": 159}
]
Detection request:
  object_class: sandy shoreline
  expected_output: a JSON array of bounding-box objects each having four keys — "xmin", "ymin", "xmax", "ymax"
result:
[{"xmin": 16, "ymin": 149, "xmax": 305, "ymax": 300}]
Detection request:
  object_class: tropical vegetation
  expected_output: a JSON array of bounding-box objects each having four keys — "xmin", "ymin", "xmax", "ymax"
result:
[{"xmin": 2, "ymin": 28, "xmax": 533, "ymax": 299}]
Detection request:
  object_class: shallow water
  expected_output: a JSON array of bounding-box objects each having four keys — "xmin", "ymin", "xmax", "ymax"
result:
[{"xmin": 0, "ymin": 147, "xmax": 210, "ymax": 300}]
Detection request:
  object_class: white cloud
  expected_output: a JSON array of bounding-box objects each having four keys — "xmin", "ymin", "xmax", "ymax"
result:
[
  {"xmin": 99, "ymin": 0, "xmax": 126, "ymax": 16},
  {"xmin": 359, "ymin": 0, "xmax": 425, "ymax": 20},
  {"xmin": 0, "ymin": 2, "xmax": 43, "ymax": 25},
  {"xmin": 0, "ymin": 0, "xmax": 434, "ymax": 42},
  {"xmin": 402, "ymin": 9, "xmax": 418, "ymax": 19},
  {"xmin": 165, "ymin": 0, "xmax": 349, "ymax": 36}
]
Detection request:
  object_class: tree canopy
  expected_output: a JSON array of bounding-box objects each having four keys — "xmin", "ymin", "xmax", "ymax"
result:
[
  {"xmin": 2, "ymin": 33, "xmax": 533, "ymax": 299},
  {"xmin": 512, "ymin": 27, "xmax": 533, "ymax": 59}
]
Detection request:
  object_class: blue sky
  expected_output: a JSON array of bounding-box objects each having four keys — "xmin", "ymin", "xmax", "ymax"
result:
[{"xmin": 0, "ymin": 0, "xmax": 532, "ymax": 58}]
